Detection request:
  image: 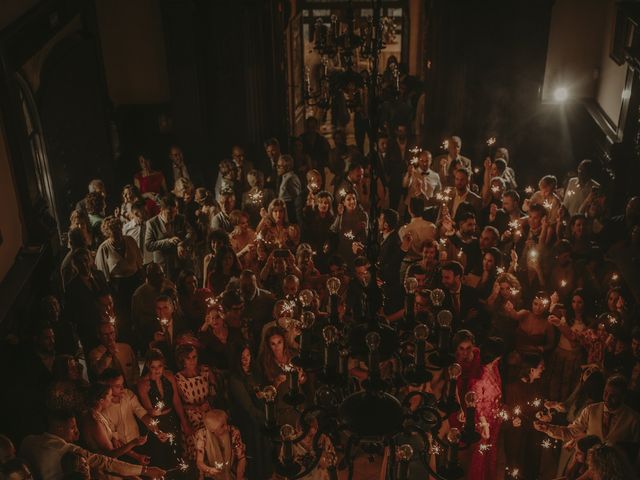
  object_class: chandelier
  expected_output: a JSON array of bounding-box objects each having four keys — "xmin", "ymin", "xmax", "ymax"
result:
[{"xmin": 303, "ymin": 0, "xmax": 400, "ymax": 110}]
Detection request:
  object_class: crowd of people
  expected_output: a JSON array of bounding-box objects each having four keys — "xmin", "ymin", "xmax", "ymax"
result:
[{"xmin": 1, "ymin": 105, "xmax": 640, "ymax": 480}]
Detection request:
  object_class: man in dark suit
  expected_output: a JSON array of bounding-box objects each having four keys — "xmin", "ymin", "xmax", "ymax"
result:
[
  {"xmin": 148, "ymin": 294, "xmax": 189, "ymax": 370},
  {"xmin": 144, "ymin": 194, "xmax": 193, "ymax": 281},
  {"xmin": 64, "ymin": 247, "xmax": 110, "ymax": 355},
  {"xmin": 263, "ymin": 137, "xmax": 281, "ymax": 190},
  {"xmin": 238, "ymin": 270, "xmax": 276, "ymax": 352},
  {"xmin": 373, "ymin": 134, "xmax": 405, "ymax": 210},
  {"xmin": 377, "ymin": 209, "xmax": 406, "ymax": 315},
  {"xmin": 440, "ymin": 260, "xmax": 486, "ymax": 340},
  {"xmin": 300, "ymin": 117, "xmax": 330, "ymax": 172}
]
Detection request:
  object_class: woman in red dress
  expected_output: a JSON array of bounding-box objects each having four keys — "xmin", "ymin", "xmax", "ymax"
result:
[{"xmin": 133, "ymin": 153, "xmax": 167, "ymax": 216}]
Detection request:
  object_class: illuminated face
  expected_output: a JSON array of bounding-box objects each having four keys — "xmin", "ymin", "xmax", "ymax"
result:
[
  {"xmin": 459, "ymin": 218, "xmax": 476, "ymax": 236},
  {"xmin": 283, "ymin": 278, "xmax": 300, "ymax": 297},
  {"xmin": 631, "ymin": 337, "xmax": 640, "ymax": 358},
  {"xmin": 206, "ymin": 308, "xmax": 224, "ymax": 329},
  {"xmin": 603, "ymin": 384, "xmax": 624, "ymax": 411},
  {"xmin": 184, "ymin": 349, "xmax": 198, "ymax": 370},
  {"xmin": 317, "ymin": 196, "xmax": 331, "ymax": 214},
  {"xmin": 479, "ymin": 230, "xmax": 496, "ymax": 250},
  {"xmin": 272, "ymin": 207, "xmax": 285, "ymax": 224},
  {"xmin": 441, "ymin": 269, "xmax": 458, "ymax": 290},
  {"xmin": 269, "ymin": 334, "xmax": 285, "ymax": 358},
  {"xmin": 532, "ymin": 297, "xmax": 548, "ymax": 315},
  {"xmin": 149, "ymin": 359, "xmax": 164, "ymax": 379},
  {"xmin": 571, "ymin": 295, "xmax": 584, "ymax": 314},
  {"xmin": 109, "ymin": 376, "xmax": 125, "ymax": 402},
  {"xmin": 378, "ymin": 138, "xmax": 388, "ymax": 154},
  {"xmin": 529, "ymin": 211, "xmax": 543, "ymax": 230},
  {"xmin": 169, "ymin": 147, "xmax": 184, "ymax": 164},
  {"xmin": 349, "ymin": 167, "xmax": 364, "ymax": 184},
  {"xmin": 99, "ymin": 295, "xmax": 115, "ymax": 317},
  {"xmin": 160, "ymin": 206, "xmax": 178, "ymax": 223},
  {"xmin": 222, "ymin": 194, "xmax": 235, "ymax": 213},
  {"xmin": 61, "ymin": 418, "xmax": 80, "ymax": 443},
  {"xmin": 138, "ymin": 155, "xmax": 151, "ymax": 171},
  {"xmin": 344, "ymin": 193, "xmax": 357, "ymax": 211},
  {"xmin": 448, "ymin": 139, "xmax": 461, "ymax": 157},
  {"xmin": 183, "ymin": 274, "xmax": 198, "ymax": 295},
  {"xmin": 454, "ymin": 171, "xmax": 468, "ymax": 192},
  {"xmin": 455, "ymin": 340, "xmax": 474, "ymax": 364},
  {"xmin": 607, "ymin": 291, "xmax": 620, "ymax": 312},
  {"xmin": 490, "ymin": 163, "xmax": 499, "ymax": 178},
  {"xmin": 241, "ymin": 348, "xmax": 251, "ymax": 371},
  {"xmin": 482, "ymin": 253, "xmax": 495, "ymax": 272},
  {"xmin": 572, "ymin": 218, "xmax": 585, "ymax": 238},
  {"xmin": 502, "ymin": 196, "xmax": 516, "ymax": 213},
  {"xmin": 530, "ymin": 361, "xmax": 545, "ymax": 381},
  {"xmin": 419, "ymin": 151, "xmax": 432, "ymax": 171},
  {"xmin": 355, "ymin": 265, "xmax": 370, "ymax": 284},
  {"xmin": 276, "ymin": 159, "xmax": 288, "ymax": 175},
  {"xmin": 499, "ymin": 282, "xmax": 512, "ymax": 299},
  {"xmin": 100, "ymin": 388, "xmax": 113, "ymax": 409},
  {"xmin": 232, "ymin": 146, "xmax": 245, "ymax": 165},
  {"xmin": 99, "ymin": 324, "xmax": 116, "ymax": 347},
  {"xmin": 422, "ymin": 245, "xmax": 437, "ymax": 263},
  {"xmin": 266, "ymin": 144, "xmax": 280, "ymax": 160},
  {"xmin": 155, "ymin": 300, "xmax": 174, "ymax": 322}
]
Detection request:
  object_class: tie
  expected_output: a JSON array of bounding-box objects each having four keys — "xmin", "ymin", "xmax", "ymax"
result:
[
  {"xmin": 452, "ymin": 292, "xmax": 461, "ymax": 316},
  {"xmin": 603, "ymin": 411, "xmax": 613, "ymax": 438}
]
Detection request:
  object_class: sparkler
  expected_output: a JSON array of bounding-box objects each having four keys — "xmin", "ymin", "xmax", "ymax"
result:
[
  {"xmin": 429, "ymin": 443, "xmax": 442, "ymax": 456},
  {"xmin": 478, "ymin": 443, "xmax": 492, "ymax": 454},
  {"xmin": 249, "ymin": 191, "xmax": 263, "ymax": 204},
  {"xmin": 439, "ymin": 238, "xmax": 447, "ymax": 248},
  {"xmin": 167, "ymin": 433, "xmax": 175, "ymax": 445},
  {"xmin": 507, "ymin": 467, "xmax": 520, "ymax": 478},
  {"xmin": 565, "ymin": 190, "xmax": 574, "ymax": 197},
  {"xmin": 542, "ymin": 199, "xmax": 553, "ymax": 210},
  {"xmin": 513, "ymin": 406, "xmax": 522, "ymax": 416},
  {"xmin": 530, "ymin": 398, "xmax": 542, "ymax": 408},
  {"xmin": 486, "ymin": 137, "xmax": 496, "ymax": 146},
  {"xmin": 497, "ymin": 409, "xmax": 510, "ymax": 421},
  {"xmin": 528, "ymin": 249, "xmax": 538, "ymax": 261},
  {"xmin": 496, "ymin": 266, "xmax": 505, "ymax": 274},
  {"xmin": 474, "ymin": 167, "xmax": 481, "ymax": 174},
  {"xmin": 154, "ymin": 400, "xmax": 165, "ymax": 412},
  {"xmin": 611, "ymin": 273, "xmax": 619, "ymax": 281},
  {"xmin": 491, "ymin": 185, "xmax": 501, "ymax": 193},
  {"xmin": 159, "ymin": 317, "xmax": 169, "ymax": 328},
  {"xmin": 560, "ymin": 280, "xmax": 567, "ymax": 288},
  {"xmin": 343, "ymin": 230, "xmax": 355, "ymax": 240},
  {"xmin": 108, "ymin": 315, "xmax": 116, "ymax": 325},
  {"xmin": 509, "ymin": 287, "xmax": 520, "ymax": 297},
  {"xmin": 457, "ymin": 250, "xmax": 463, "ymax": 259},
  {"xmin": 338, "ymin": 188, "xmax": 347, "ymax": 199},
  {"xmin": 508, "ymin": 219, "xmax": 520, "ymax": 230},
  {"xmin": 149, "ymin": 419, "xmax": 159, "ymax": 428},
  {"xmin": 541, "ymin": 439, "xmax": 552, "ymax": 449},
  {"xmin": 524, "ymin": 186, "xmax": 534, "ymax": 195}
]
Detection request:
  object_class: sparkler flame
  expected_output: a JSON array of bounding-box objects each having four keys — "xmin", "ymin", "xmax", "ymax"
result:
[
  {"xmin": 344, "ymin": 230, "xmax": 355, "ymax": 240},
  {"xmin": 479, "ymin": 443, "xmax": 492, "ymax": 454},
  {"xmin": 486, "ymin": 137, "xmax": 496, "ymax": 146},
  {"xmin": 541, "ymin": 439, "xmax": 552, "ymax": 449},
  {"xmin": 524, "ymin": 186, "xmax": 534, "ymax": 195}
]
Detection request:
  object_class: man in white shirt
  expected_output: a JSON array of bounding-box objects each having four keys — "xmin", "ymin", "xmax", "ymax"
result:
[
  {"xmin": 123, "ymin": 202, "xmax": 152, "ymax": 265},
  {"xmin": 403, "ymin": 150, "xmax": 441, "ymax": 206},
  {"xmin": 398, "ymin": 197, "xmax": 437, "ymax": 259},
  {"xmin": 20, "ymin": 411, "xmax": 164, "ymax": 480},
  {"xmin": 563, "ymin": 159, "xmax": 600, "ymax": 215},
  {"xmin": 99, "ymin": 368, "xmax": 164, "ymax": 464},
  {"xmin": 276, "ymin": 155, "xmax": 302, "ymax": 223}
]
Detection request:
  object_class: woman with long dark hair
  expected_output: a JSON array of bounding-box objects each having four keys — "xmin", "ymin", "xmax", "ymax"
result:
[{"xmin": 228, "ymin": 344, "xmax": 273, "ymax": 479}]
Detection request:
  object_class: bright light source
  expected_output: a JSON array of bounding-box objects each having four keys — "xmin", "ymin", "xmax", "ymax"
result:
[{"xmin": 553, "ymin": 87, "xmax": 569, "ymax": 102}]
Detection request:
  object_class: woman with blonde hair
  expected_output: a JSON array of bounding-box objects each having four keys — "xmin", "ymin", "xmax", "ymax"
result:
[
  {"xmin": 195, "ymin": 409, "xmax": 246, "ymax": 479},
  {"xmin": 257, "ymin": 198, "xmax": 300, "ymax": 250}
]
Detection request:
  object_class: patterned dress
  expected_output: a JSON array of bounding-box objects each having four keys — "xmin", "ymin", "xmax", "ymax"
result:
[
  {"xmin": 468, "ymin": 360, "xmax": 503, "ymax": 480},
  {"xmin": 176, "ymin": 371, "xmax": 210, "ymax": 460}
]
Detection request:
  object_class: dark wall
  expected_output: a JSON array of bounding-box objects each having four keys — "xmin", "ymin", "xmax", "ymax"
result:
[
  {"xmin": 160, "ymin": 0, "xmax": 288, "ymax": 186},
  {"xmin": 423, "ymin": 0, "xmax": 556, "ymax": 184}
]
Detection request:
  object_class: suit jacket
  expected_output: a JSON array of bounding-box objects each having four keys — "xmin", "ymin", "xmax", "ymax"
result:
[
  {"xmin": 442, "ymin": 284, "xmax": 484, "ymax": 337},
  {"xmin": 144, "ymin": 213, "xmax": 193, "ymax": 278},
  {"xmin": 379, "ymin": 231, "xmax": 406, "ymax": 314},
  {"xmin": 448, "ymin": 189, "xmax": 483, "ymax": 222},
  {"xmin": 561, "ymin": 402, "xmax": 640, "ymax": 445},
  {"xmin": 64, "ymin": 271, "xmax": 109, "ymax": 352}
]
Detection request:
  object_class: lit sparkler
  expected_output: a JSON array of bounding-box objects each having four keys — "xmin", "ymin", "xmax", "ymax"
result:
[
  {"xmin": 496, "ymin": 266, "xmax": 505, "ymax": 274},
  {"xmin": 478, "ymin": 443, "xmax": 492, "ymax": 454},
  {"xmin": 338, "ymin": 188, "xmax": 347, "ymax": 199},
  {"xmin": 509, "ymin": 287, "xmax": 520, "ymax": 297},
  {"xmin": 486, "ymin": 137, "xmax": 496, "ymax": 146},
  {"xmin": 249, "ymin": 191, "xmax": 264, "ymax": 204},
  {"xmin": 497, "ymin": 409, "xmax": 509, "ymax": 421},
  {"xmin": 560, "ymin": 280, "xmax": 567, "ymax": 288},
  {"xmin": 530, "ymin": 398, "xmax": 542, "ymax": 408},
  {"xmin": 524, "ymin": 186, "xmax": 534, "ymax": 195},
  {"xmin": 178, "ymin": 459, "xmax": 189, "ymax": 471},
  {"xmin": 167, "ymin": 433, "xmax": 175, "ymax": 445},
  {"xmin": 541, "ymin": 439, "xmax": 552, "ymax": 449},
  {"xmin": 108, "ymin": 315, "xmax": 116, "ymax": 325},
  {"xmin": 491, "ymin": 185, "xmax": 501, "ymax": 193},
  {"xmin": 611, "ymin": 273, "xmax": 619, "ymax": 281},
  {"xmin": 344, "ymin": 230, "xmax": 355, "ymax": 240},
  {"xmin": 542, "ymin": 199, "xmax": 553, "ymax": 210},
  {"xmin": 474, "ymin": 167, "xmax": 480, "ymax": 174},
  {"xmin": 149, "ymin": 419, "xmax": 159, "ymax": 428},
  {"xmin": 429, "ymin": 443, "xmax": 442, "ymax": 456},
  {"xmin": 508, "ymin": 219, "xmax": 520, "ymax": 230},
  {"xmin": 565, "ymin": 190, "xmax": 574, "ymax": 197},
  {"xmin": 513, "ymin": 406, "xmax": 522, "ymax": 416},
  {"xmin": 154, "ymin": 400, "xmax": 165, "ymax": 412}
]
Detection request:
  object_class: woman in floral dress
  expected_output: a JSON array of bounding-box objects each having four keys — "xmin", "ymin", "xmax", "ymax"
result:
[{"xmin": 175, "ymin": 344, "xmax": 215, "ymax": 460}]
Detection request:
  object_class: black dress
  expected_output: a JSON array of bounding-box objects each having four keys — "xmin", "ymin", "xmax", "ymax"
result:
[{"xmin": 146, "ymin": 375, "xmax": 183, "ymax": 471}]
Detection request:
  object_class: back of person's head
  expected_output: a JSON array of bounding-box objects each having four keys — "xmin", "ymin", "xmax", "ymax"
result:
[
  {"xmin": 0, "ymin": 458, "xmax": 32, "ymax": 480},
  {"xmin": 409, "ymin": 197, "xmax": 425, "ymax": 216},
  {"xmin": 67, "ymin": 228, "xmax": 86, "ymax": 249},
  {"xmin": 0, "ymin": 434, "xmax": 15, "ymax": 465}
]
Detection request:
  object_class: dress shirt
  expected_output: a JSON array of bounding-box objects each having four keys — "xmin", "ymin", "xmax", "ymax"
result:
[
  {"xmin": 95, "ymin": 236, "xmax": 143, "ymax": 280},
  {"xmin": 123, "ymin": 219, "xmax": 152, "ymax": 264},
  {"xmin": 20, "ymin": 432, "xmax": 143, "ymax": 480},
  {"xmin": 562, "ymin": 177, "xmax": 599, "ymax": 215},
  {"xmin": 103, "ymin": 389, "xmax": 149, "ymax": 443}
]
